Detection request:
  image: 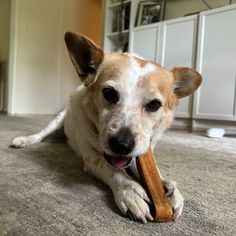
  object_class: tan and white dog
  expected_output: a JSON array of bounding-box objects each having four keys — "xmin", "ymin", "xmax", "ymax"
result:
[{"xmin": 11, "ymin": 32, "xmax": 202, "ymax": 223}]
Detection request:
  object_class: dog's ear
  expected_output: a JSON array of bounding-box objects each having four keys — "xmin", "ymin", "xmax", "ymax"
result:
[
  {"xmin": 171, "ymin": 67, "xmax": 202, "ymax": 98},
  {"xmin": 64, "ymin": 32, "xmax": 104, "ymax": 85}
]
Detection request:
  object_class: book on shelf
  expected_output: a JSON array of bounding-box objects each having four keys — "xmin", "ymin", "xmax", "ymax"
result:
[{"xmin": 111, "ymin": 2, "xmax": 130, "ymax": 33}]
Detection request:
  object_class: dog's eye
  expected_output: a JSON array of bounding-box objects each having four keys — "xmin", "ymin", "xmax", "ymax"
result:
[
  {"xmin": 145, "ymin": 99, "xmax": 162, "ymax": 112},
  {"xmin": 102, "ymin": 86, "xmax": 119, "ymax": 104}
]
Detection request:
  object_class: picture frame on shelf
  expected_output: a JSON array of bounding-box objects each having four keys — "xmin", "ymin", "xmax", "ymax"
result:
[{"xmin": 136, "ymin": 1, "xmax": 165, "ymax": 26}]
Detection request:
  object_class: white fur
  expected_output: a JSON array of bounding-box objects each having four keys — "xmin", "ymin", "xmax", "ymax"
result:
[{"xmin": 11, "ymin": 55, "xmax": 184, "ymax": 223}]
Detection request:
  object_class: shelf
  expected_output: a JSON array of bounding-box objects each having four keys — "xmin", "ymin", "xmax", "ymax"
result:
[
  {"xmin": 107, "ymin": 30, "xmax": 129, "ymax": 38},
  {"xmin": 108, "ymin": 0, "xmax": 131, "ymax": 11},
  {"xmin": 133, "ymin": 22, "xmax": 160, "ymax": 31}
]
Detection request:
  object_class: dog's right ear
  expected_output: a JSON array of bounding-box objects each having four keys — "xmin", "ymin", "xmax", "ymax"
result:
[{"xmin": 64, "ymin": 32, "xmax": 104, "ymax": 85}]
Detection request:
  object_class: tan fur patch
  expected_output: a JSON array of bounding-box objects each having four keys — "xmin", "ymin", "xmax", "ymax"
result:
[
  {"xmin": 88, "ymin": 53, "xmax": 132, "ymax": 92},
  {"xmin": 135, "ymin": 57, "xmax": 149, "ymax": 67},
  {"xmin": 137, "ymin": 65, "xmax": 175, "ymax": 104}
]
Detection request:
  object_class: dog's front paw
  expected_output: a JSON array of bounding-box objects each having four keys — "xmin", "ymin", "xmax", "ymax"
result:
[
  {"xmin": 162, "ymin": 178, "xmax": 184, "ymax": 220},
  {"xmin": 11, "ymin": 135, "xmax": 41, "ymax": 148},
  {"xmin": 114, "ymin": 181, "xmax": 153, "ymax": 223},
  {"xmin": 168, "ymin": 187, "xmax": 184, "ymax": 220}
]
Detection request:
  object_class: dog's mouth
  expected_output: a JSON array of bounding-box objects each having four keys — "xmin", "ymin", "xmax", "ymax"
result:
[{"xmin": 103, "ymin": 153, "xmax": 133, "ymax": 169}]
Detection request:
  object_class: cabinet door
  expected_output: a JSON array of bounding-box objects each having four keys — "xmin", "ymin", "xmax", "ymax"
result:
[
  {"xmin": 194, "ymin": 5, "xmax": 236, "ymax": 121},
  {"xmin": 131, "ymin": 25, "xmax": 160, "ymax": 61},
  {"xmin": 160, "ymin": 15, "xmax": 198, "ymax": 118}
]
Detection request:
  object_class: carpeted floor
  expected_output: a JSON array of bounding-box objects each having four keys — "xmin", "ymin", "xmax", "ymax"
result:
[{"xmin": 0, "ymin": 115, "xmax": 236, "ymax": 236}]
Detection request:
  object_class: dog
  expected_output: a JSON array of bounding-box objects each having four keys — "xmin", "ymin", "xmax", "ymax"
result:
[{"xmin": 11, "ymin": 32, "xmax": 202, "ymax": 223}]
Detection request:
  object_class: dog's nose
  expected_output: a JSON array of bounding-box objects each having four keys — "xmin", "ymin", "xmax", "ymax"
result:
[{"xmin": 108, "ymin": 127, "xmax": 135, "ymax": 155}]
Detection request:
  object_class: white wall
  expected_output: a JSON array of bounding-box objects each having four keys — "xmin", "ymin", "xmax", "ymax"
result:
[
  {"xmin": 0, "ymin": 0, "xmax": 11, "ymax": 62},
  {"xmin": 8, "ymin": 0, "xmax": 102, "ymax": 115},
  {"xmin": 59, "ymin": 0, "xmax": 102, "ymax": 108},
  {"xmin": 165, "ymin": 0, "xmax": 236, "ymax": 20},
  {"xmin": 0, "ymin": 0, "xmax": 11, "ymax": 111}
]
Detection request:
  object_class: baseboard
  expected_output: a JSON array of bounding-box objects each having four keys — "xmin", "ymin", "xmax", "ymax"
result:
[
  {"xmin": 192, "ymin": 119, "xmax": 236, "ymax": 135},
  {"xmin": 171, "ymin": 118, "xmax": 192, "ymax": 131},
  {"xmin": 172, "ymin": 118, "xmax": 236, "ymax": 135}
]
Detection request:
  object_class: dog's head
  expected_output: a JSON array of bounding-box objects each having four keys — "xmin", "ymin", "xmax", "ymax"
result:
[{"xmin": 65, "ymin": 32, "xmax": 202, "ymax": 169}]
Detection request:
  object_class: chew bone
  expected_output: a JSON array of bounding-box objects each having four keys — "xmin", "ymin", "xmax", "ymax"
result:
[{"xmin": 137, "ymin": 148, "xmax": 173, "ymax": 222}]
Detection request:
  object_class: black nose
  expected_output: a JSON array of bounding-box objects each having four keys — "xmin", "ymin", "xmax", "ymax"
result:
[{"xmin": 108, "ymin": 127, "xmax": 135, "ymax": 155}]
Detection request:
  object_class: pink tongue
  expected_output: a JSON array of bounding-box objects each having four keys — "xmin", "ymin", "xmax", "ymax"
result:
[{"xmin": 112, "ymin": 156, "xmax": 129, "ymax": 168}]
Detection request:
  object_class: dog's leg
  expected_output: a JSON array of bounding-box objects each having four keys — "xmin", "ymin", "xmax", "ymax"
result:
[
  {"xmin": 11, "ymin": 109, "xmax": 66, "ymax": 148},
  {"xmin": 82, "ymin": 149, "xmax": 153, "ymax": 223}
]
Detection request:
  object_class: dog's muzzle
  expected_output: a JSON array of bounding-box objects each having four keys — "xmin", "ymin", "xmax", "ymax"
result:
[{"xmin": 103, "ymin": 127, "xmax": 135, "ymax": 169}]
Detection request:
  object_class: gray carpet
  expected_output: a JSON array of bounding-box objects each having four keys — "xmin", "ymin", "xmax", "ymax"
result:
[{"xmin": 0, "ymin": 115, "xmax": 236, "ymax": 236}]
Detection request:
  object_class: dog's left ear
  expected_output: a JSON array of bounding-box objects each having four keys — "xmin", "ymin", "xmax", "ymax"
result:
[
  {"xmin": 64, "ymin": 32, "xmax": 104, "ymax": 85},
  {"xmin": 171, "ymin": 67, "xmax": 202, "ymax": 98}
]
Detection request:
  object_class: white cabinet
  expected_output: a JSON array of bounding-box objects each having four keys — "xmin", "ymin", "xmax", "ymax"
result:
[
  {"xmin": 160, "ymin": 15, "xmax": 198, "ymax": 118},
  {"xmin": 194, "ymin": 5, "xmax": 236, "ymax": 121},
  {"xmin": 131, "ymin": 25, "xmax": 160, "ymax": 61}
]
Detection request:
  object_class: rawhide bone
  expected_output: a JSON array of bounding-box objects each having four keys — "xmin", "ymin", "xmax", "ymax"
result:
[{"xmin": 137, "ymin": 148, "xmax": 173, "ymax": 222}]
